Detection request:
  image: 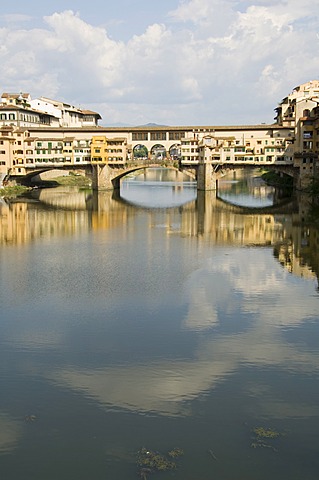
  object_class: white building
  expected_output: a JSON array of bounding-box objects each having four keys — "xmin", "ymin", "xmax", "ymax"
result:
[
  {"xmin": 30, "ymin": 97, "xmax": 101, "ymax": 127},
  {"xmin": 275, "ymin": 80, "xmax": 319, "ymax": 128},
  {"xmin": 0, "ymin": 93, "xmax": 101, "ymax": 129}
]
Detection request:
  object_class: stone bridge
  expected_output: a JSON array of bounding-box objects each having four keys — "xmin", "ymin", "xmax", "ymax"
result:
[
  {"xmin": 91, "ymin": 158, "xmax": 298, "ymax": 191},
  {"xmin": 10, "ymin": 154, "xmax": 298, "ymax": 192},
  {"xmin": 91, "ymin": 160, "xmax": 197, "ymax": 190}
]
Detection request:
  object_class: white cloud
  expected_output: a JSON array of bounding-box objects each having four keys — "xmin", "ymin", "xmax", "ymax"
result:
[
  {"xmin": 0, "ymin": 14, "xmax": 32, "ymax": 24},
  {"xmin": 0, "ymin": 2, "xmax": 318, "ymax": 124}
]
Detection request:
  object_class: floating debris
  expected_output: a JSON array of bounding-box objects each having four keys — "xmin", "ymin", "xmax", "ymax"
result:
[
  {"xmin": 24, "ymin": 414, "xmax": 37, "ymax": 422},
  {"xmin": 138, "ymin": 467, "xmax": 152, "ymax": 480},
  {"xmin": 251, "ymin": 441, "xmax": 278, "ymax": 452},
  {"xmin": 168, "ymin": 447, "xmax": 184, "ymax": 458},
  {"xmin": 250, "ymin": 426, "xmax": 283, "ymax": 452},
  {"xmin": 208, "ymin": 449, "xmax": 218, "ymax": 460},
  {"xmin": 252, "ymin": 427, "xmax": 281, "ymax": 439},
  {"xmin": 137, "ymin": 447, "xmax": 176, "ymax": 472}
]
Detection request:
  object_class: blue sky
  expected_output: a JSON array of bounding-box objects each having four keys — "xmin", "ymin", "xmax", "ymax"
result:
[{"xmin": 0, "ymin": 0, "xmax": 318, "ymax": 126}]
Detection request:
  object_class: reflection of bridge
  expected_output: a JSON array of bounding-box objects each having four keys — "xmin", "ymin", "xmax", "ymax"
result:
[{"xmin": 1, "ymin": 186, "xmax": 318, "ymax": 282}]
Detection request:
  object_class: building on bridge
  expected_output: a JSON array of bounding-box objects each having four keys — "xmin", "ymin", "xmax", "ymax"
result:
[
  {"xmin": 91, "ymin": 136, "xmax": 128, "ymax": 164},
  {"xmin": 181, "ymin": 126, "xmax": 294, "ymax": 165},
  {"xmin": 1, "ymin": 81, "xmax": 319, "ymax": 189}
]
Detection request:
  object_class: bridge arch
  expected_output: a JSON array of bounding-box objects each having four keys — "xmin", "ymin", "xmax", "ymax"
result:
[
  {"xmin": 13, "ymin": 166, "xmax": 92, "ymax": 186},
  {"xmin": 169, "ymin": 143, "xmax": 181, "ymax": 160},
  {"xmin": 133, "ymin": 144, "xmax": 148, "ymax": 160},
  {"xmin": 150, "ymin": 144, "xmax": 166, "ymax": 161}
]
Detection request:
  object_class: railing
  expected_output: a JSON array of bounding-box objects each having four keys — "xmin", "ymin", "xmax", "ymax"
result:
[{"xmin": 127, "ymin": 157, "xmax": 178, "ymax": 168}]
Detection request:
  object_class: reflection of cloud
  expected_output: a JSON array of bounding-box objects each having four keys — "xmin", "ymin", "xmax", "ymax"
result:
[
  {"xmin": 50, "ymin": 358, "xmax": 236, "ymax": 417},
  {"xmin": 11, "ymin": 330, "xmax": 64, "ymax": 350},
  {"xmin": 0, "ymin": 414, "xmax": 22, "ymax": 453},
  {"xmin": 5, "ymin": 247, "xmax": 319, "ymax": 421},
  {"xmin": 48, "ymin": 320, "xmax": 319, "ymax": 419},
  {"xmin": 184, "ymin": 249, "xmax": 318, "ymax": 331},
  {"xmin": 26, "ymin": 249, "xmax": 316, "ymax": 420},
  {"xmin": 259, "ymin": 400, "xmax": 319, "ymax": 419},
  {"xmin": 183, "ymin": 286, "xmax": 219, "ymax": 330}
]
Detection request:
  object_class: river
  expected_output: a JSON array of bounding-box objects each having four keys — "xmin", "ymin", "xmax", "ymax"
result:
[{"xmin": 0, "ymin": 168, "xmax": 318, "ymax": 480}]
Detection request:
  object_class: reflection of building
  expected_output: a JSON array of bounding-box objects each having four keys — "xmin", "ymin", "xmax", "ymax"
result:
[
  {"xmin": 0, "ymin": 200, "xmax": 91, "ymax": 245},
  {"xmin": 274, "ymin": 222, "xmax": 319, "ymax": 283},
  {"xmin": 1, "ymin": 185, "xmax": 319, "ymax": 289}
]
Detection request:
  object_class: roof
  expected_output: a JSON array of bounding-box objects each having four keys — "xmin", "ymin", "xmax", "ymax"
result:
[
  {"xmin": 81, "ymin": 109, "xmax": 101, "ymax": 118},
  {"xmin": 0, "ymin": 104, "xmax": 57, "ymax": 117},
  {"xmin": 1, "ymin": 92, "xmax": 30, "ymax": 99}
]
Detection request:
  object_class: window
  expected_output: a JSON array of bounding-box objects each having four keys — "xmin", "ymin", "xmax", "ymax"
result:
[
  {"xmin": 169, "ymin": 132, "xmax": 183, "ymax": 140},
  {"xmin": 9, "ymin": 113, "xmax": 15, "ymax": 120},
  {"xmin": 150, "ymin": 132, "xmax": 166, "ymax": 141},
  {"xmin": 132, "ymin": 132, "xmax": 148, "ymax": 141},
  {"xmin": 303, "ymin": 132, "xmax": 313, "ymax": 139}
]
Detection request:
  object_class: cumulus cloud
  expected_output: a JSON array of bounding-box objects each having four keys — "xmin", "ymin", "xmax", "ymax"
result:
[{"xmin": 0, "ymin": 2, "xmax": 318, "ymax": 124}]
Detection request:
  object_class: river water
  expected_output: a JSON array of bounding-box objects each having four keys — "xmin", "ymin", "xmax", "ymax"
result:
[{"xmin": 0, "ymin": 168, "xmax": 318, "ymax": 480}]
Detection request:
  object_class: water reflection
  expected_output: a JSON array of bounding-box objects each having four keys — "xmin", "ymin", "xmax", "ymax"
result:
[
  {"xmin": 218, "ymin": 170, "xmax": 285, "ymax": 207},
  {"xmin": 1, "ymin": 169, "xmax": 319, "ymax": 479},
  {"xmin": 0, "ymin": 414, "xmax": 22, "ymax": 453},
  {"xmin": 0, "ymin": 183, "xmax": 318, "ymax": 285},
  {"xmin": 45, "ymin": 247, "xmax": 319, "ymax": 418},
  {"xmin": 121, "ymin": 168, "xmax": 197, "ymax": 208}
]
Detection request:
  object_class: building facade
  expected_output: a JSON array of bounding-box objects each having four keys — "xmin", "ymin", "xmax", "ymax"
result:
[
  {"xmin": 275, "ymin": 81, "xmax": 319, "ymax": 181},
  {"xmin": 1, "ymin": 82, "xmax": 319, "ymax": 187},
  {"xmin": 0, "ymin": 92, "xmax": 101, "ymax": 130}
]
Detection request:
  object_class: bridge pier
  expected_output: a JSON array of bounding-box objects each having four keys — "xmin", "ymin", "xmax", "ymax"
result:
[
  {"xmin": 197, "ymin": 158, "xmax": 217, "ymax": 190},
  {"xmin": 92, "ymin": 164, "xmax": 119, "ymax": 190}
]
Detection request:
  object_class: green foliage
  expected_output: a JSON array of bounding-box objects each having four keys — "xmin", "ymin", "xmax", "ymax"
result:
[
  {"xmin": 134, "ymin": 146, "xmax": 148, "ymax": 158},
  {"xmin": 304, "ymin": 177, "xmax": 319, "ymax": 197},
  {"xmin": 0, "ymin": 185, "xmax": 31, "ymax": 197},
  {"xmin": 52, "ymin": 175, "xmax": 91, "ymax": 187},
  {"xmin": 261, "ymin": 171, "xmax": 293, "ymax": 188}
]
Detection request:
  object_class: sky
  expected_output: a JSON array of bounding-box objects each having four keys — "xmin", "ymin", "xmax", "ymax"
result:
[{"xmin": 0, "ymin": 0, "xmax": 319, "ymax": 126}]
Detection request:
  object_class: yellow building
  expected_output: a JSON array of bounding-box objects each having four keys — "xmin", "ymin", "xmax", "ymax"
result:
[
  {"xmin": 91, "ymin": 136, "xmax": 108, "ymax": 163},
  {"xmin": 91, "ymin": 136, "xmax": 127, "ymax": 164}
]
